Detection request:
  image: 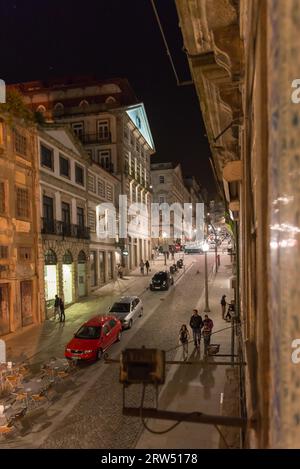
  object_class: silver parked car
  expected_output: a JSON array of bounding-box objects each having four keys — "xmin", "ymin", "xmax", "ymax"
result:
[{"xmin": 108, "ymin": 296, "xmax": 143, "ymax": 329}]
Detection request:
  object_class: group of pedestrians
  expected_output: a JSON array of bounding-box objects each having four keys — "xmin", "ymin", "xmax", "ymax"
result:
[
  {"xmin": 54, "ymin": 295, "xmax": 65, "ymax": 322},
  {"xmin": 179, "ymin": 309, "xmax": 214, "ymax": 360},
  {"xmin": 140, "ymin": 259, "xmax": 150, "ymax": 275}
]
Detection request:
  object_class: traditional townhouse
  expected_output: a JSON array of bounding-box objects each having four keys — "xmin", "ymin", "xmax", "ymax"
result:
[
  {"xmin": 86, "ymin": 161, "xmax": 120, "ymax": 290},
  {"xmin": 38, "ymin": 126, "xmax": 90, "ymax": 314},
  {"xmin": 0, "ymin": 113, "xmax": 44, "ymax": 336},
  {"xmin": 39, "ymin": 124, "xmax": 120, "ymax": 315},
  {"xmin": 10, "ymin": 77, "xmax": 155, "ymax": 272},
  {"xmin": 151, "ymin": 162, "xmax": 190, "ymax": 248}
]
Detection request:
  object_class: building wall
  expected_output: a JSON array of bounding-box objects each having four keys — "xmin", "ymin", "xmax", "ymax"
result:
[{"xmin": 0, "ymin": 115, "xmax": 44, "ymax": 336}]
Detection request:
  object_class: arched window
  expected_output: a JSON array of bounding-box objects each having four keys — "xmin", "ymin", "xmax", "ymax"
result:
[
  {"xmin": 79, "ymin": 100, "xmax": 89, "ymax": 108},
  {"xmin": 36, "ymin": 105, "xmax": 46, "ymax": 114},
  {"xmin": 78, "ymin": 250, "xmax": 87, "ymax": 263},
  {"xmin": 44, "ymin": 249, "xmax": 57, "ymax": 265},
  {"xmin": 54, "ymin": 102, "xmax": 64, "ymax": 112},
  {"xmin": 63, "ymin": 250, "xmax": 73, "ymax": 264}
]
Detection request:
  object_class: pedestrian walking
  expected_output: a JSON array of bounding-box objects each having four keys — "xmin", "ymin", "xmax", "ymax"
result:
[
  {"xmin": 117, "ymin": 264, "xmax": 123, "ymax": 279},
  {"xmin": 221, "ymin": 294, "xmax": 227, "ymax": 320},
  {"xmin": 202, "ymin": 314, "xmax": 214, "ymax": 356},
  {"xmin": 179, "ymin": 324, "xmax": 190, "ymax": 361},
  {"xmin": 225, "ymin": 300, "xmax": 235, "ymax": 322},
  {"xmin": 54, "ymin": 294, "xmax": 60, "ymax": 320},
  {"xmin": 189, "ymin": 309, "xmax": 203, "ymax": 349},
  {"xmin": 140, "ymin": 259, "xmax": 145, "ymax": 275},
  {"xmin": 145, "ymin": 260, "xmax": 150, "ymax": 275},
  {"xmin": 59, "ymin": 297, "xmax": 65, "ymax": 322}
]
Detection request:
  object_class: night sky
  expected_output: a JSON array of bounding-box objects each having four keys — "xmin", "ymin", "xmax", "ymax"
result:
[{"xmin": 0, "ymin": 0, "xmax": 215, "ymax": 194}]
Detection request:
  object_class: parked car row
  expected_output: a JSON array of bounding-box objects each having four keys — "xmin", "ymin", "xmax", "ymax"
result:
[{"xmin": 64, "ymin": 260, "xmax": 185, "ymax": 363}]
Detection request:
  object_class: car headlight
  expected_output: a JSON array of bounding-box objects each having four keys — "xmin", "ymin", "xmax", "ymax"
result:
[{"xmin": 83, "ymin": 350, "xmax": 93, "ymax": 354}]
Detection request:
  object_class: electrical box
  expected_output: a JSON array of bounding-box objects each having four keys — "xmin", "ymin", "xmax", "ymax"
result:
[{"xmin": 120, "ymin": 348, "xmax": 165, "ymax": 385}]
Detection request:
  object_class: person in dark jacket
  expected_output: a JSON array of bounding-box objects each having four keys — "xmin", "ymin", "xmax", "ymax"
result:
[
  {"xmin": 145, "ymin": 260, "xmax": 150, "ymax": 275},
  {"xmin": 59, "ymin": 298, "xmax": 65, "ymax": 322},
  {"xmin": 221, "ymin": 294, "xmax": 227, "ymax": 319},
  {"xmin": 54, "ymin": 295, "xmax": 60, "ymax": 320},
  {"xmin": 189, "ymin": 309, "xmax": 203, "ymax": 349}
]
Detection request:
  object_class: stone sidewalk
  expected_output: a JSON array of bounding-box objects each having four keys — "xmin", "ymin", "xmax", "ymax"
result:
[
  {"xmin": 135, "ymin": 254, "xmax": 240, "ymax": 449},
  {"xmin": 1, "ymin": 253, "xmax": 184, "ymax": 368}
]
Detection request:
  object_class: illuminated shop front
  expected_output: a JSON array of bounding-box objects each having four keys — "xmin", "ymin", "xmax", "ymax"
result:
[
  {"xmin": 62, "ymin": 250, "xmax": 73, "ymax": 305},
  {"xmin": 44, "ymin": 249, "xmax": 58, "ymax": 309},
  {"xmin": 77, "ymin": 250, "xmax": 87, "ymax": 297}
]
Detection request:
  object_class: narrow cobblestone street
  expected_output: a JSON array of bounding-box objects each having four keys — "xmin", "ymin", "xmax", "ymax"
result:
[{"xmin": 0, "ymin": 253, "xmax": 236, "ymax": 449}]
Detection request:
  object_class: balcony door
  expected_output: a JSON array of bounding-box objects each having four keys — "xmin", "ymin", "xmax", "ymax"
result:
[
  {"xmin": 43, "ymin": 196, "xmax": 54, "ymax": 233},
  {"xmin": 62, "ymin": 202, "xmax": 71, "ymax": 236},
  {"xmin": 97, "ymin": 120, "xmax": 109, "ymax": 141}
]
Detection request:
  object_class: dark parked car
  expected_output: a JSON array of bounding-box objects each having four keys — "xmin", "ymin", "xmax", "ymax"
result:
[{"xmin": 150, "ymin": 271, "xmax": 174, "ymax": 291}]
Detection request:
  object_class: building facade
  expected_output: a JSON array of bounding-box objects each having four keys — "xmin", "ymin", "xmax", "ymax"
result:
[
  {"xmin": 151, "ymin": 162, "xmax": 191, "ymax": 247},
  {"xmin": 0, "ymin": 113, "xmax": 44, "ymax": 336},
  {"xmin": 176, "ymin": 0, "xmax": 300, "ymax": 448},
  {"xmin": 39, "ymin": 125, "xmax": 119, "ymax": 315},
  {"xmin": 11, "ymin": 78, "xmax": 155, "ymax": 272}
]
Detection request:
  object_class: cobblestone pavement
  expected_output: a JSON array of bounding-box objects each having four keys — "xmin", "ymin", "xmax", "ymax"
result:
[{"xmin": 1, "ymin": 253, "xmax": 214, "ymax": 448}]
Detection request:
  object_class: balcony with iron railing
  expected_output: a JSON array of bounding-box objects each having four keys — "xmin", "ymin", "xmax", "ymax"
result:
[
  {"xmin": 41, "ymin": 218, "xmax": 90, "ymax": 240},
  {"xmin": 78, "ymin": 132, "xmax": 112, "ymax": 145}
]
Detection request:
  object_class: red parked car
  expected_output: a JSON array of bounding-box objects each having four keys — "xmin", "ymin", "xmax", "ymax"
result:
[{"xmin": 65, "ymin": 315, "xmax": 122, "ymax": 362}]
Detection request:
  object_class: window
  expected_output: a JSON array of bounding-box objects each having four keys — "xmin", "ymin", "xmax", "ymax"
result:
[
  {"xmin": 40, "ymin": 144, "xmax": 53, "ymax": 170},
  {"xmin": 16, "ymin": 187, "xmax": 30, "ymax": 219},
  {"xmin": 130, "ymin": 133, "xmax": 134, "ymax": 146},
  {"xmin": 59, "ymin": 155, "xmax": 70, "ymax": 178},
  {"xmin": 136, "ymin": 140, "xmax": 140, "ymax": 152},
  {"xmin": 19, "ymin": 247, "xmax": 32, "ymax": 261},
  {"xmin": 97, "ymin": 120, "xmax": 110, "ymax": 141},
  {"xmin": 43, "ymin": 196, "xmax": 54, "ymax": 221},
  {"xmin": 79, "ymin": 100, "xmax": 89, "ymax": 108},
  {"xmin": 0, "ymin": 246, "xmax": 8, "ymax": 259},
  {"xmin": 159, "ymin": 175, "xmax": 165, "ymax": 184},
  {"xmin": 14, "ymin": 130, "xmax": 27, "ymax": 157},
  {"xmin": 61, "ymin": 202, "xmax": 70, "ymax": 225},
  {"xmin": 75, "ymin": 164, "xmax": 84, "ymax": 185},
  {"xmin": 88, "ymin": 210, "xmax": 96, "ymax": 232},
  {"xmin": 106, "ymin": 183, "xmax": 113, "ymax": 201},
  {"xmin": 88, "ymin": 173, "xmax": 96, "ymax": 193},
  {"xmin": 97, "ymin": 149, "xmax": 112, "ymax": 171},
  {"xmin": 159, "ymin": 195, "xmax": 166, "ymax": 204},
  {"xmin": 0, "ymin": 182, "xmax": 5, "ymax": 214},
  {"xmin": 77, "ymin": 207, "xmax": 84, "ymax": 227},
  {"xmin": 71, "ymin": 122, "xmax": 84, "ymax": 139},
  {"xmin": 98, "ymin": 179, "xmax": 105, "ymax": 198}
]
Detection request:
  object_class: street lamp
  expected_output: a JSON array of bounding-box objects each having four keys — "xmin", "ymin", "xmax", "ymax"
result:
[
  {"xmin": 202, "ymin": 241, "xmax": 210, "ymax": 312},
  {"xmin": 162, "ymin": 232, "xmax": 167, "ymax": 265}
]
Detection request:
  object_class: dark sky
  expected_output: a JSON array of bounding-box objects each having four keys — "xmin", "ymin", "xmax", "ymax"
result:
[{"xmin": 0, "ymin": 0, "xmax": 215, "ymax": 194}]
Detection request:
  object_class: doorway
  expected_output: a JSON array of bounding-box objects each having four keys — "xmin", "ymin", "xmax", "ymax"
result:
[{"xmin": 62, "ymin": 251, "xmax": 73, "ymax": 305}]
